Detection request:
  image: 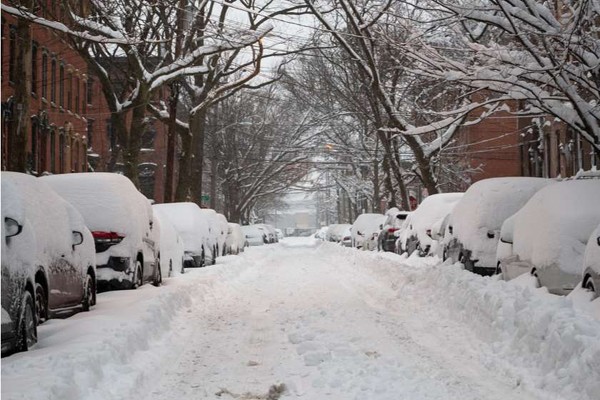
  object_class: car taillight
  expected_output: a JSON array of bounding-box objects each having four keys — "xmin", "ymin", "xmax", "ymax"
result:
[
  {"xmin": 92, "ymin": 231, "xmax": 125, "ymax": 252},
  {"xmin": 387, "ymin": 227, "xmax": 398, "ymax": 233}
]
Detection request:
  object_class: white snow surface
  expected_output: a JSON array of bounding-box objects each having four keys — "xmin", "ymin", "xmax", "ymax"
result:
[
  {"xmin": 583, "ymin": 224, "xmax": 600, "ymax": 277},
  {"xmin": 2, "ymin": 239, "xmax": 599, "ymax": 400}
]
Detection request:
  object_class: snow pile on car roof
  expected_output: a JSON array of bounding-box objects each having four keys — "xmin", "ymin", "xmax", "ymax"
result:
[
  {"xmin": 410, "ymin": 193, "xmax": 463, "ymax": 247},
  {"xmin": 512, "ymin": 180, "xmax": 600, "ymax": 275},
  {"xmin": 41, "ymin": 173, "xmax": 152, "ymax": 253}
]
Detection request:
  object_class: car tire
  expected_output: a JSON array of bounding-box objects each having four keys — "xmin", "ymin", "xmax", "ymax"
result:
[
  {"xmin": 495, "ymin": 263, "xmax": 504, "ymax": 280},
  {"xmin": 153, "ymin": 260, "xmax": 162, "ymax": 287},
  {"xmin": 132, "ymin": 261, "xmax": 143, "ymax": 289},
  {"xmin": 82, "ymin": 273, "xmax": 95, "ymax": 311},
  {"xmin": 531, "ymin": 269, "xmax": 541, "ymax": 288},
  {"xmin": 585, "ymin": 278, "xmax": 596, "ymax": 296},
  {"xmin": 16, "ymin": 290, "xmax": 37, "ymax": 352},
  {"xmin": 34, "ymin": 282, "xmax": 48, "ymax": 324}
]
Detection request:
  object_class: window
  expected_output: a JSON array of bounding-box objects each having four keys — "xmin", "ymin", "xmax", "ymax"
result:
[
  {"xmin": 41, "ymin": 52, "xmax": 48, "ymax": 98},
  {"xmin": 82, "ymin": 80, "xmax": 87, "ymax": 114},
  {"xmin": 106, "ymin": 118, "xmax": 116, "ymax": 151},
  {"xmin": 9, "ymin": 26, "xmax": 16, "ymax": 82},
  {"xmin": 86, "ymin": 76, "xmax": 94, "ymax": 105},
  {"xmin": 31, "ymin": 42, "xmax": 38, "ymax": 95},
  {"xmin": 50, "ymin": 58, "xmax": 56, "ymax": 103},
  {"xmin": 50, "ymin": 130, "xmax": 56, "ymax": 173},
  {"xmin": 31, "ymin": 119, "xmax": 39, "ymax": 172},
  {"xmin": 67, "ymin": 71, "xmax": 72, "ymax": 110},
  {"xmin": 59, "ymin": 132, "xmax": 65, "ymax": 173},
  {"xmin": 87, "ymin": 119, "xmax": 94, "ymax": 148},
  {"xmin": 59, "ymin": 63, "xmax": 65, "ymax": 107},
  {"xmin": 75, "ymin": 76, "xmax": 80, "ymax": 114}
]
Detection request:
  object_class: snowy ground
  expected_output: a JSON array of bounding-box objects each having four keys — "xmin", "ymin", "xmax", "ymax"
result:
[{"xmin": 2, "ymin": 238, "xmax": 599, "ymax": 400}]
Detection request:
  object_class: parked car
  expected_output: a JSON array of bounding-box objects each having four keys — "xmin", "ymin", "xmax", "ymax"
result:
[
  {"xmin": 215, "ymin": 214, "xmax": 229, "ymax": 256},
  {"xmin": 497, "ymin": 180, "xmax": 600, "ymax": 295},
  {"xmin": 444, "ymin": 177, "xmax": 553, "ymax": 275},
  {"xmin": 225, "ymin": 223, "xmax": 246, "ymax": 255},
  {"xmin": 340, "ymin": 227, "xmax": 352, "ymax": 247},
  {"xmin": 582, "ymin": 224, "xmax": 600, "ymax": 297},
  {"xmin": 2, "ymin": 172, "xmax": 96, "ymax": 356},
  {"xmin": 399, "ymin": 193, "xmax": 464, "ymax": 257},
  {"xmin": 257, "ymin": 224, "xmax": 277, "ymax": 243},
  {"xmin": 153, "ymin": 206, "xmax": 185, "ymax": 277},
  {"xmin": 42, "ymin": 173, "xmax": 160, "ymax": 290},
  {"xmin": 314, "ymin": 227, "xmax": 329, "ymax": 240},
  {"xmin": 326, "ymin": 224, "xmax": 351, "ymax": 242},
  {"xmin": 241, "ymin": 225, "xmax": 266, "ymax": 246},
  {"xmin": 153, "ymin": 202, "xmax": 210, "ymax": 268},
  {"xmin": 352, "ymin": 213, "xmax": 386, "ymax": 250},
  {"xmin": 275, "ymin": 228, "xmax": 284, "ymax": 241},
  {"xmin": 378, "ymin": 208, "xmax": 410, "ymax": 252},
  {"xmin": 198, "ymin": 209, "xmax": 221, "ymax": 264},
  {"xmin": 394, "ymin": 214, "xmax": 413, "ymax": 254}
]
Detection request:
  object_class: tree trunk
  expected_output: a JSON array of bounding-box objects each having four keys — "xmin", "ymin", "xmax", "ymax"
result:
[
  {"xmin": 190, "ymin": 107, "xmax": 207, "ymax": 204},
  {"xmin": 123, "ymin": 99, "xmax": 147, "ymax": 187},
  {"xmin": 175, "ymin": 129, "xmax": 193, "ymax": 201}
]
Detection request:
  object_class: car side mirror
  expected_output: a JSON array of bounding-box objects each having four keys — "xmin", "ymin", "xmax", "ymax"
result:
[
  {"xmin": 5, "ymin": 217, "xmax": 23, "ymax": 238},
  {"xmin": 149, "ymin": 220, "xmax": 154, "ymax": 230},
  {"xmin": 357, "ymin": 230, "xmax": 363, "ymax": 236},
  {"xmin": 448, "ymin": 226, "xmax": 453, "ymax": 235},
  {"xmin": 487, "ymin": 230, "xmax": 495, "ymax": 239},
  {"xmin": 72, "ymin": 231, "xmax": 84, "ymax": 249}
]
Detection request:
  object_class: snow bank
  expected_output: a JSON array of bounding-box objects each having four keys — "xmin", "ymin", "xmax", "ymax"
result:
[
  {"xmin": 320, "ymin": 243, "xmax": 600, "ymax": 400},
  {"xmin": 1, "ymin": 269, "xmax": 221, "ymax": 400}
]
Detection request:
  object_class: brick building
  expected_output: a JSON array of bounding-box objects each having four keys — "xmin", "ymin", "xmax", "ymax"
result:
[
  {"xmin": 1, "ymin": 4, "xmax": 93, "ymax": 175},
  {"xmin": 453, "ymin": 101, "xmax": 599, "ymax": 190},
  {"xmin": 1, "ymin": 2, "xmax": 172, "ymax": 203}
]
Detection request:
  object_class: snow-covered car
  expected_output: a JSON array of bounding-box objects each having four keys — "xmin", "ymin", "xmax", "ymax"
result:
[
  {"xmin": 42, "ymin": 173, "xmax": 160, "ymax": 290},
  {"xmin": 444, "ymin": 177, "xmax": 553, "ymax": 275},
  {"xmin": 153, "ymin": 202, "xmax": 210, "ymax": 268},
  {"xmin": 581, "ymin": 224, "xmax": 600, "ymax": 297},
  {"xmin": 340, "ymin": 227, "xmax": 352, "ymax": 247},
  {"xmin": 326, "ymin": 224, "xmax": 351, "ymax": 242},
  {"xmin": 241, "ymin": 225, "xmax": 266, "ymax": 246},
  {"xmin": 498, "ymin": 180, "xmax": 600, "ymax": 295},
  {"xmin": 400, "ymin": 193, "xmax": 463, "ymax": 257},
  {"xmin": 257, "ymin": 224, "xmax": 277, "ymax": 243},
  {"xmin": 351, "ymin": 213, "xmax": 386, "ymax": 250},
  {"xmin": 275, "ymin": 228, "xmax": 284, "ymax": 241},
  {"xmin": 314, "ymin": 227, "xmax": 329, "ymax": 241},
  {"xmin": 215, "ymin": 214, "xmax": 229, "ymax": 256},
  {"xmin": 198, "ymin": 209, "xmax": 221, "ymax": 264},
  {"xmin": 378, "ymin": 208, "xmax": 410, "ymax": 252},
  {"xmin": 152, "ymin": 206, "xmax": 185, "ymax": 277},
  {"xmin": 394, "ymin": 214, "xmax": 413, "ymax": 254},
  {"xmin": 2, "ymin": 172, "xmax": 96, "ymax": 356},
  {"xmin": 225, "ymin": 223, "xmax": 246, "ymax": 255}
]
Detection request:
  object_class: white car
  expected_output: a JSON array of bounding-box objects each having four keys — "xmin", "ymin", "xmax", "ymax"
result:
[
  {"xmin": 326, "ymin": 224, "xmax": 351, "ymax": 242},
  {"xmin": 198, "ymin": 209, "xmax": 221, "ymax": 264},
  {"xmin": 498, "ymin": 180, "xmax": 600, "ymax": 295},
  {"xmin": 581, "ymin": 224, "xmax": 600, "ymax": 297},
  {"xmin": 2, "ymin": 172, "xmax": 96, "ymax": 356},
  {"xmin": 314, "ymin": 227, "xmax": 329, "ymax": 241},
  {"xmin": 153, "ymin": 206, "xmax": 185, "ymax": 277},
  {"xmin": 445, "ymin": 177, "xmax": 553, "ymax": 275},
  {"xmin": 225, "ymin": 223, "xmax": 246, "ymax": 255},
  {"xmin": 153, "ymin": 202, "xmax": 210, "ymax": 268},
  {"xmin": 241, "ymin": 225, "xmax": 266, "ymax": 246},
  {"xmin": 400, "ymin": 193, "xmax": 464, "ymax": 257},
  {"xmin": 42, "ymin": 173, "xmax": 160, "ymax": 290},
  {"xmin": 215, "ymin": 214, "xmax": 229, "ymax": 256},
  {"xmin": 351, "ymin": 213, "xmax": 386, "ymax": 250}
]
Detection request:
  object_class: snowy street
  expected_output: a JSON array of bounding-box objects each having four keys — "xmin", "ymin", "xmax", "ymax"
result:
[{"xmin": 3, "ymin": 238, "xmax": 599, "ymax": 400}]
